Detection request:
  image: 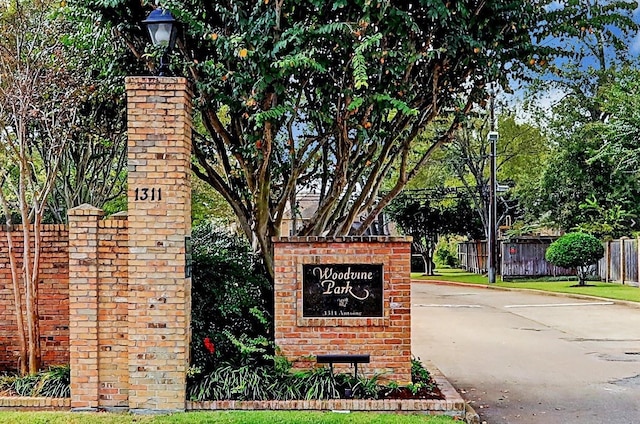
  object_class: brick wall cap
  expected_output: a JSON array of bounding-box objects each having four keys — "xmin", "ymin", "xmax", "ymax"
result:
[
  {"xmin": 125, "ymin": 76, "xmax": 189, "ymax": 87},
  {"xmin": 109, "ymin": 211, "xmax": 128, "ymax": 220},
  {"xmin": 272, "ymin": 236, "xmax": 412, "ymax": 243},
  {"xmin": 67, "ymin": 204, "xmax": 105, "ymax": 216}
]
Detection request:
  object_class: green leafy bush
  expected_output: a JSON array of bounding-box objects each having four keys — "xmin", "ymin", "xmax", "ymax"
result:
[
  {"xmin": 411, "ymin": 357, "xmax": 436, "ymax": 392},
  {"xmin": 190, "ymin": 223, "xmax": 273, "ymax": 372},
  {"xmin": 189, "ymin": 361, "xmax": 359, "ymax": 402},
  {"xmin": 434, "ymin": 236, "xmax": 461, "ymax": 268},
  {"xmin": 545, "ymin": 232, "xmax": 604, "ymax": 286},
  {"xmin": 33, "ymin": 365, "xmax": 70, "ymax": 398}
]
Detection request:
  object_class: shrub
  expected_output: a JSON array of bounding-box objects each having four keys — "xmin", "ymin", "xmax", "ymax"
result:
[
  {"xmin": 545, "ymin": 232, "xmax": 604, "ymax": 286},
  {"xmin": 190, "ymin": 222, "xmax": 273, "ymax": 372},
  {"xmin": 434, "ymin": 236, "xmax": 461, "ymax": 268}
]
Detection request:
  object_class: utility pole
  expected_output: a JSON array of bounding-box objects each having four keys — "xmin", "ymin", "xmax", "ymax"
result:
[
  {"xmin": 488, "ymin": 131, "xmax": 498, "ymax": 284},
  {"xmin": 487, "ymin": 89, "xmax": 498, "ymax": 284}
]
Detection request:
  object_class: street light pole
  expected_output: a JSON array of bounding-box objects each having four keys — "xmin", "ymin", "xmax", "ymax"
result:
[{"xmin": 488, "ymin": 131, "xmax": 498, "ymax": 284}]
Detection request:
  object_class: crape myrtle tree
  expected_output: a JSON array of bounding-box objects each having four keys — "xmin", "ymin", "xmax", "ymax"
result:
[
  {"xmin": 0, "ymin": 0, "xmax": 84, "ymax": 375},
  {"xmin": 524, "ymin": 0, "xmax": 638, "ymax": 121},
  {"xmin": 74, "ymin": 0, "xmax": 546, "ymax": 280},
  {"xmin": 42, "ymin": 4, "xmax": 145, "ymax": 222}
]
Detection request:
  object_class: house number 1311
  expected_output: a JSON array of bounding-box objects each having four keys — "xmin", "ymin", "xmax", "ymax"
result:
[{"xmin": 134, "ymin": 188, "xmax": 162, "ymax": 201}]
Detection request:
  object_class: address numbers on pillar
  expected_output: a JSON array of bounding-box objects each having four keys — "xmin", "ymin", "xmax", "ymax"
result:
[{"xmin": 133, "ymin": 188, "xmax": 162, "ymax": 201}]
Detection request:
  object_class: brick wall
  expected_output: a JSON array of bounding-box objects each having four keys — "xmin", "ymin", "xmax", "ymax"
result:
[
  {"xmin": 68, "ymin": 207, "xmax": 129, "ymax": 410},
  {"xmin": 0, "ymin": 225, "xmax": 69, "ymax": 371},
  {"xmin": 97, "ymin": 215, "xmax": 129, "ymax": 408},
  {"xmin": 273, "ymin": 236, "xmax": 412, "ymax": 384},
  {"xmin": 1, "ymin": 76, "xmax": 192, "ymax": 413}
]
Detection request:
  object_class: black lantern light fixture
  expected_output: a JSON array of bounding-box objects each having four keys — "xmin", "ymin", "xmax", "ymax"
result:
[{"xmin": 142, "ymin": 8, "xmax": 178, "ymax": 76}]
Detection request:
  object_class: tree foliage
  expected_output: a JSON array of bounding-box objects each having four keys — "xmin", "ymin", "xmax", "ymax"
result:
[
  {"xmin": 520, "ymin": 0, "xmax": 639, "ymax": 237},
  {"xmin": 444, "ymin": 113, "xmax": 548, "ymax": 238},
  {"xmin": 531, "ymin": 66, "xmax": 640, "ymax": 237},
  {"xmin": 526, "ymin": 0, "xmax": 638, "ymax": 119},
  {"xmin": 584, "ymin": 66, "xmax": 640, "ymax": 175},
  {"xmin": 42, "ymin": 4, "xmax": 140, "ymax": 222},
  {"xmin": 72, "ymin": 0, "xmax": 546, "ymax": 279},
  {"xmin": 190, "ymin": 223, "xmax": 272, "ymax": 372},
  {"xmin": 545, "ymin": 232, "xmax": 604, "ymax": 286},
  {"xmin": 386, "ymin": 192, "xmax": 481, "ymax": 275}
]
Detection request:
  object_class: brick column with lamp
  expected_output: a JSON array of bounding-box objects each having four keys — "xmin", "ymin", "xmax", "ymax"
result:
[{"xmin": 125, "ymin": 76, "xmax": 192, "ymax": 412}]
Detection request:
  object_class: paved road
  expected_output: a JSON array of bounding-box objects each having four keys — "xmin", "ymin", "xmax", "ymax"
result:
[{"xmin": 411, "ymin": 281, "xmax": 640, "ymax": 424}]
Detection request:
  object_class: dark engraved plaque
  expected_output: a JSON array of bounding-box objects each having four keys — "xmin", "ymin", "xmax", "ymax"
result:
[{"xmin": 302, "ymin": 264, "xmax": 383, "ymax": 318}]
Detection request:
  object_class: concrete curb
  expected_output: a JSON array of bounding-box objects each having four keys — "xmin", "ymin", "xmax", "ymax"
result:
[
  {"xmin": 465, "ymin": 402, "xmax": 480, "ymax": 424},
  {"xmin": 414, "ymin": 279, "xmax": 640, "ymax": 309}
]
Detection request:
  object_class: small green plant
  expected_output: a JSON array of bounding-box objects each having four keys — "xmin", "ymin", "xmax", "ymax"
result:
[
  {"xmin": 406, "ymin": 382, "xmax": 421, "ymax": 396},
  {"xmin": 0, "ymin": 366, "xmax": 70, "ymax": 397},
  {"xmin": 545, "ymin": 232, "xmax": 604, "ymax": 286},
  {"xmin": 411, "ymin": 357, "xmax": 436, "ymax": 392},
  {"xmin": 12, "ymin": 374, "xmax": 38, "ymax": 396},
  {"xmin": 188, "ymin": 363, "xmax": 275, "ymax": 401},
  {"xmin": 0, "ymin": 374, "xmax": 16, "ymax": 395},
  {"xmin": 351, "ymin": 374, "xmax": 381, "ymax": 399},
  {"xmin": 295, "ymin": 367, "xmax": 345, "ymax": 400},
  {"xmin": 411, "ymin": 357, "xmax": 430, "ymax": 382},
  {"xmin": 32, "ymin": 365, "xmax": 70, "ymax": 398}
]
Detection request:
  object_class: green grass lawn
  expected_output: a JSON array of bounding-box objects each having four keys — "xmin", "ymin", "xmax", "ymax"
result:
[
  {"xmin": 0, "ymin": 411, "xmax": 457, "ymax": 424},
  {"xmin": 413, "ymin": 268, "xmax": 640, "ymax": 303}
]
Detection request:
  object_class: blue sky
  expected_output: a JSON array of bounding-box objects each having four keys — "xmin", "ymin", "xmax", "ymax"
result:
[
  {"xmin": 632, "ymin": 5, "xmax": 640, "ymax": 54},
  {"xmin": 507, "ymin": 1, "xmax": 640, "ymax": 122}
]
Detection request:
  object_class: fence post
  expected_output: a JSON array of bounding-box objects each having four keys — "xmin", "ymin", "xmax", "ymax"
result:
[
  {"xmin": 637, "ymin": 236, "xmax": 640, "ymax": 285},
  {"xmin": 606, "ymin": 240, "xmax": 611, "ymax": 283},
  {"xmin": 620, "ymin": 238, "xmax": 626, "ymax": 285}
]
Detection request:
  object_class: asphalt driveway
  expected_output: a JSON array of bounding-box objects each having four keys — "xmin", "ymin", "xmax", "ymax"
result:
[{"xmin": 412, "ymin": 281, "xmax": 640, "ymax": 424}]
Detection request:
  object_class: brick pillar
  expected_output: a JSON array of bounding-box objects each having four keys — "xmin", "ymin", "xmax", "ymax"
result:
[
  {"xmin": 125, "ymin": 77, "xmax": 192, "ymax": 412},
  {"xmin": 68, "ymin": 204, "xmax": 104, "ymax": 410}
]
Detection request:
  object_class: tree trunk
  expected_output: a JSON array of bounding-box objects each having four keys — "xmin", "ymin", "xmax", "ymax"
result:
[
  {"xmin": 0, "ymin": 188, "xmax": 29, "ymax": 375},
  {"xmin": 4, "ymin": 227, "xmax": 28, "ymax": 375}
]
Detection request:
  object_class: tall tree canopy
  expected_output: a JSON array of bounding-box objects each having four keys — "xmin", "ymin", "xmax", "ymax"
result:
[
  {"xmin": 519, "ymin": 0, "xmax": 639, "ymax": 237},
  {"xmin": 444, "ymin": 113, "xmax": 548, "ymax": 238},
  {"xmin": 526, "ymin": 0, "xmax": 638, "ymax": 118},
  {"xmin": 74, "ymin": 0, "xmax": 547, "ymax": 279},
  {"xmin": 532, "ymin": 65, "xmax": 640, "ymax": 238},
  {"xmin": 387, "ymin": 190, "xmax": 480, "ymax": 275}
]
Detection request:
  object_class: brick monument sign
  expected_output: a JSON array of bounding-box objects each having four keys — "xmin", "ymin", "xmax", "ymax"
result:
[{"xmin": 274, "ymin": 236, "xmax": 413, "ymax": 383}]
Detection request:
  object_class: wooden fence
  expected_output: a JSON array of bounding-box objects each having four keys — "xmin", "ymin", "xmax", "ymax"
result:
[
  {"xmin": 458, "ymin": 238, "xmax": 574, "ymax": 280},
  {"xmin": 500, "ymin": 238, "xmax": 574, "ymax": 280},
  {"xmin": 599, "ymin": 238, "xmax": 640, "ymax": 287},
  {"xmin": 457, "ymin": 241, "xmax": 488, "ymax": 274}
]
